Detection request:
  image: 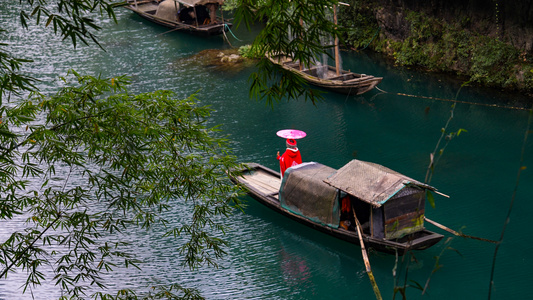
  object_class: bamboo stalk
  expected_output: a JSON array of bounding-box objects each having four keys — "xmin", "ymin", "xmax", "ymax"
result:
[
  {"xmin": 220, "ymin": 10, "xmax": 232, "ymax": 46},
  {"xmin": 333, "ymin": 5, "xmax": 340, "ymax": 76},
  {"xmin": 424, "ymin": 217, "xmax": 498, "ymax": 244},
  {"xmin": 434, "ymin": 190, "xmax": 450, "ymax": 198},
  {"xmin": 193, "ymin": 6, "xmax": 199, "ymax": 27},
  {"xmin": 353, "ymin": 210, "xmax": 382, "ymax": 300}
]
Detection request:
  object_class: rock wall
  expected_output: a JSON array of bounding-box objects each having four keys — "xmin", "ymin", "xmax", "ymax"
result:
[{"xmin": 374, "ymin": 0, "xmax": 533, "ymax": 52}]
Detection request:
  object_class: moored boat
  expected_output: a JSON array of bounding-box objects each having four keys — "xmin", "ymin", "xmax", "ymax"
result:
[
  {"xmin": 266, "ymin": 3, "xmax": 382, "ymax": 95},
  {"xmin": 124, "ymin": 0, "xmax": 231, "ymax": 37},
  {"xmin": 230, "ymin": 160, "xmax": 444, "ymax": 255},
  {"xmin": 268, "ymin": 54, "xmax": 383, "ymax": 95}
]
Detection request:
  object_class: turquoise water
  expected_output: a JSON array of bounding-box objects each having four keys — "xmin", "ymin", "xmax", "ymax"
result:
[{"xmin": 0, "ymin": 4, "xmax": 532, "ymax": 299}]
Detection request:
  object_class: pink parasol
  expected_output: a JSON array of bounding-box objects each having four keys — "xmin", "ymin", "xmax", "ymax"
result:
[{"xmin": 276, "ymin": 129, "xmax": 307, "ymax": 139}]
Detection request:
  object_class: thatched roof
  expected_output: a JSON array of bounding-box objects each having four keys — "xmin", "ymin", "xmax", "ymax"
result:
[{"xmin": 323, "ymin": 159, "xmax": 435, "ymax": 207}]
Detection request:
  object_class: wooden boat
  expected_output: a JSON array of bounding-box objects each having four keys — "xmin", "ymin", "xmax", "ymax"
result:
[
  {"xmin": 124, "ymin": 0, "xmax": 231, "ymax": 37},
  {"xmin": 268, "ymin": 54, "xmax": 383, "ymax": 95},
  {"xmin": 229, "ymin": 160, "xmax": 444, "ymax": 255},
  {"xmin": 268, "ymin": 4, "xmax": 382, "ymax": 95}
]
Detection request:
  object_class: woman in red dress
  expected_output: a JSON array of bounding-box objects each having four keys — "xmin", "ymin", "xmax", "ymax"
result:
[{"xmin": 276, "ymin": 139, "xmax": 302, "ymax": 177}]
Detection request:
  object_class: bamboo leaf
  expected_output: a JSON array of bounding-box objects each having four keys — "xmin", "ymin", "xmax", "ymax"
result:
[
  {"xmin": 46, "ymin": 15, "xmax": 54, "ymax": 27},
  {"xmin": 427, "ymin": 190, "xmax": 436, "ymax": 208},
  {"xmin": 0, "ymin": 128, "xmax": 17, "ymax": 138}
]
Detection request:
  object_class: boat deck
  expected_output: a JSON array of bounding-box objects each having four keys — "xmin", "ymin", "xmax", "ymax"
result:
[{"xmin": 240, "ymin": 168, "xmax": 281, "ymax": 200}]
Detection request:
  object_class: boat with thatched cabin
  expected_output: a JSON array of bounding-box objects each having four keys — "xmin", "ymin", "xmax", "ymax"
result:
[
  {"xmin": 125, "ymin": 0, "xmax": 231, "ymax": 36},
  {"xmin": 230, "ymin": 160, "xmax": 444, "ymax": 255}
]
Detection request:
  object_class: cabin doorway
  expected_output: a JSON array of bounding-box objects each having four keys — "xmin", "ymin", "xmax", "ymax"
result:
[
  {"xmin": 339, "ymin": 194, "xmax": 371, "ymax": 234},
  {"xmin": 178, "ymin": 5, "xmax": 214, "ymax": 25}
]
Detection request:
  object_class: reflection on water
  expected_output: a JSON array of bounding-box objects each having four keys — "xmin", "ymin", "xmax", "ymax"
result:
[
  {"xmin": 0, "ymin": 4, "xmax": 532, "ymax": 300},
  {"xmin": 280, "ymin": 246, "xmax": 311, "ymax": 287}
]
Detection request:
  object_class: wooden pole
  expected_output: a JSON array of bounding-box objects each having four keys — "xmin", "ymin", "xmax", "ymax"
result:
[
  {"xmin": 424, "ymin": 217, "xmax": 499, "ymax": 244},
  {"xmin": 220, "ymin": 10, "xmax": 232, "ymax": 46},
  {"xmin": 156, "ymin": 25, "xmax": 187, "ymax": 36},
  {"xmin": 434, "ymin": 190, "xmax": 450, "ymax": 198},
  {"xmin": 333, "ymin": 4, "xmax": 340, "ymax": 76},
  {"xmin": 174, "ymin": 0, "xmax": 179, "ymax": 21},
  {"xmin": 333, "ymin": 2, "xmax": 349, "ymax": 76},
  {"xmin": 299, "ymin": 18, "xmax": 304, "ymax": 71},
  {"xmin": 353, "ymin": 210, "xmax": 383, "ymax": 300},
  {"xmin": 194, "ymin": 6, "xmax": 199, "ymax": 27}
]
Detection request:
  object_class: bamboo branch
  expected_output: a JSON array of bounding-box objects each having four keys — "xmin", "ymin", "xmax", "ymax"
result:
[
  {"xmin": 353, "ymin": 210, "xmax": 382, "ymax": 300},
  {"xmin": 424, "ymin": 217, "xmax": 498, "ymax": 244},
  {"xmin": 0, "ymin": 213, "xmax": 61, "ymax": 278},
  {"xmin": 488, "ymin": 106, "xmax": 533, "ymax": 299}
]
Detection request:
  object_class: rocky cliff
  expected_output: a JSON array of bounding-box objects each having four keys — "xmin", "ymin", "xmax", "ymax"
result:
[
  {"xmin": 375, "ymin": 0, "xmax": 533, "ymax": 52},
  {"xmin": 341, "ymin": 0, "xmax": 533, "ymax": 94}
]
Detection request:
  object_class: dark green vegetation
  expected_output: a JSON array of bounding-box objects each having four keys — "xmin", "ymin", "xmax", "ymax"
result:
[{"xmin": 339, "ymin": 0, "xmax": 533, "ymax": 95}]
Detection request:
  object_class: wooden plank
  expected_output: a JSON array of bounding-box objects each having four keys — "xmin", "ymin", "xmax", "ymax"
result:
[
  {"xmin": 243, "ymin": 172, "xmax": 280, "ymax": 188},
  {"xmin": 243, "ymin": 177, "xmax": 278, "ymax": 195},
  {"xmin": 241, "ymin": 170, "xmax": 281, "ymax": 195}
]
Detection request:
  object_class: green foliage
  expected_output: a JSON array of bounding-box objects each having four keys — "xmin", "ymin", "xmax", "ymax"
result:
[
  {"xmin": 405, "ymin": 11, "xmax": 442, "ymax": 42},
  {"xmin": 339, "ymin": 3, "xmax": 533, "ymax": 93},
  {"xmin": 248, "ymin": 58, "xmax": 325, "ymax": 107},
  {"xmin": 1, "ymin": 0, "xmax": 119, "ymax": 104},
  {"xmin": 338, "ymin": 0, "xmax": 379, "ymax": 50},
  {"xmin": 392, "ymin": 237, "xmax": 462, "ymax": 299},
  {"xmin": 470, "ymin": 36, "xmax": 520, "ymax": 87},
  {"xmin": 1, "ymin": 1, "xmax": 247, "ymax": 298},
  {"xmin": 426, "ymin": 190, "xmax": 435, "ymax": 209},
  {"xmin": 234, "ymin": 0, "xmax": 341, "ymax": 104},
  {"xmin": 390, "ymin": 11, "xmax": 452, "ymax": 70},
  {"xmin": 393, "ymin": 11, "xmax": 529, "ymax": 88},
  {"xmin": 92, "ymin": 283, "xmax": 203, "ymax": 299},
  {"xmin": 238, "ymin": 44, "xmax": 260, "ymax": 59},
  {"xmin": 0, "ymin": 38, "xmax": 37, "ymax": 103},
  {"xmin": 0, "ymin": 71, "xmax": 244, "ymax": 297},
  {"xmin": 223, "ymin": 0, "xmax": 266, "ymax": 11},
  {"xmin": 18, "ymin": 0, "xmax": 118, "ymax": 48},
  {"xmin": 425, "ymin": 102, "xmax": 467, "ymax": 185}
]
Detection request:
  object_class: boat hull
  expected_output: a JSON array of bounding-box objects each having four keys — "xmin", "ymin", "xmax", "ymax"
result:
[
  {"xmin": 268, "ymin": 55, "xmax": 383, "ymax": 95},
  {"xmin": 230, "ymin": 163, "xmax": 443, "ymax": 255}
]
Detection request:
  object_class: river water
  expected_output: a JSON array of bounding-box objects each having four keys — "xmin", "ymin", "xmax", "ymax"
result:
[{"xmin": 1, "ymin": 4, "xmax": 532, "ymax": 299}]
